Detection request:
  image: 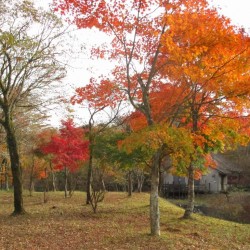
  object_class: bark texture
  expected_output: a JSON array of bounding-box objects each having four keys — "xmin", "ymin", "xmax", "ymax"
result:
[
  {"xmin": 183, "ymin": 166, "xmax": 195, "ymax": 219},
  {"xmin": 5, "ymin": 123, "xmax": 25, "ymax": 214},
  {"xmin": 150, "ymin": 150, "xmax": 161, "ymax": 236}
]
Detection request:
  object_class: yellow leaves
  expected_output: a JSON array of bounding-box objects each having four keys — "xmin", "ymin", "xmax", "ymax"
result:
[
  {"xmin": 121, "ymin": 124, "xmax": 196, "ymax": 170},
  {"xmin": 122, "ymin": 125, "xmax": 170, "ymax": 154}
]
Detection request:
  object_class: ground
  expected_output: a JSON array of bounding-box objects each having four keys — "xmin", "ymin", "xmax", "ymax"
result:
[{"xmin": 0, "ymin": 191, "xmax": 249, "ymax": 249}]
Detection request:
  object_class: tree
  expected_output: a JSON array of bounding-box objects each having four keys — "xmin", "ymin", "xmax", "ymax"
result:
[
  {"xmin": 93, "ymin": 127, "xmax": 151, "ymax": 196},
  {"xmin": 34, "ymin": 128, "xmax": 58, "ymax": 193},
  {"xmin": 71, "ymin": 79, "xmax": 122, "ymax": 204},
  {"xmin": 0, "ymin": 0, "xmax": 66, "ymax": 214},
  {"xmin": 54, "ymin": 0, "xmax": 177, "ymax": 235},
  {"xmin": 41, "ymin": 119, "xmax": 89, "ymax": 198},
  {"xmin": 54, "ymin": 0, "xmax": 250, "ymax": 234},
  {"xmin": 158, "ymin": 5, "xmax": 250, "ymax": 218}
]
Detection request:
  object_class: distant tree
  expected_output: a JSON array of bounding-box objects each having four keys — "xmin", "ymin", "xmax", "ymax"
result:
[
  {"xmin": 41, "ymin": 119, "xmax": 89, "ymax": 198},
  {"xmin": 0, "ymin": 0, "xmax": 66, "ymax": 214},
  {"xmin": 35, "ymin": 128, "xmax": 58, "ymax": 193},
  {"xmin": 93, "ymin": 127, "xmax": 151, "ymax": 196}
]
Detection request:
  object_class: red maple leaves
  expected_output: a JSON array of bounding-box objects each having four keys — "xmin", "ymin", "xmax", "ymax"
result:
[{"xmin": 41, "ymin": 119, "xmax": 89, "ymax": 172}]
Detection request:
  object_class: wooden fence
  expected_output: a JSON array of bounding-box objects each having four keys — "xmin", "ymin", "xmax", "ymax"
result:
[{"xmin": 162, "ymin": 184, "xmax": 207, "ymax": 199}]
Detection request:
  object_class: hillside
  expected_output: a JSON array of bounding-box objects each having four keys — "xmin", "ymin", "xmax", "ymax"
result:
[{"xmin": 0, "ymin": 191, "xmax": 249, "ymax": 249}]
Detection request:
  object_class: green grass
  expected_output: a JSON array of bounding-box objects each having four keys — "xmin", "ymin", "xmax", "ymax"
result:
[{"xmin": 0, "ymin": 191, "xmax": 249, "ymax": 249}]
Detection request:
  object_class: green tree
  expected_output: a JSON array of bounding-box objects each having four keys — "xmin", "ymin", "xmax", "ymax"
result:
[
  {"xmin": 0, "ymin": 1, "xmax": 66, "ymax": 214},
  {"xmin": 94, "ymin": 127, "xmax": 151, "ymax": 196}
]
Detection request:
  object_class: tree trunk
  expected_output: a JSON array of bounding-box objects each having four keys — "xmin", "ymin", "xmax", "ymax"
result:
[
  {"xmin": 29, "ymin": 180, "xmax": 34, "ymax": 197},
  {"xmin": 150, "ymin": 150, "xmax": 161, "ymax": 236},
  {"xmin": 43, "ymin": 167, "xmax": 49, "ymax": 203},
  {"xmin": 2, "ymin": 159, "xmax": 9, "ymax": 191},
  {"xmin": 5, "ymin": 123, "xmax": 25, "ymax": 214},
  {"xmin": 68, "ymin": 171, "xmax": 72, "ymax": 197},
  {"xmin": 86, "ymin": 151, "xmax": 93, "ymax": 204},
  {"xmin": 128, "ymin": 170, "xmax": 133, "ymax": 196},
  {"xmin": 5, "ymin": 172, "xmax": 9, "ymax": 191},
  {"xmin": 137, "ymin": 173, "xmax": 144, "ymax": 193},
  {"xmin": 50, "ymin": 160, "xmax": 56, "ymax": 192},
  {"xmin": 68, "ymin": 172, "xmax": 76, "ymax": 197},
  {"xmin": 29, "ymin": 155, "xmax": 35, "ymax": 196},
  {"xmin": 158, "ymin": 167, "xmax": 163, "ymax": 197},
  {"xmin": 183, "ymin": 166, "xmax": 195, "ymax": 219},
  {"xmin": 101, "ymin": 178, "xmax": 106, "ymax": 192},
  {"xmin": 143, "ymin": 105, "xmax": 161, "ymax": 236},
  {"xmin": 86, "ymin": 123, "xmax": 94, "ymax": 205},
  {"xmin": 64, "ymin": 167, "xmax": 68, "ymax": 198}
]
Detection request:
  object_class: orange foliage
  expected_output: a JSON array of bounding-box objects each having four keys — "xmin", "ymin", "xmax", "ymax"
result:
[
  {"xmin": 55, "ymin": 0, "xmax": 250, "ymax": 177},
  {"xmin": 204, "ymin": 154, "xmax": 217, "ymax": 169},
  {"xmin": 127, "ymin": 111, "xmax": 147, "ymax": 131},
  {"xmin": 39, "ymin": 169, "xmax": 48, "ymax": 179},
  {"xmin": 71, "ymin": 78, "xmax": 123, "ymax": 109}
]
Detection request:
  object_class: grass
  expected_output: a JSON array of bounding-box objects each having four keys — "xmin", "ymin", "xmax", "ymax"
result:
[
  {"xmin": 0, "ymin": 191, "xmax": 249, "ymax": 250},
  {"xmin": 169, "ymin": 192, "xmax": 250, "ymax": 224}
]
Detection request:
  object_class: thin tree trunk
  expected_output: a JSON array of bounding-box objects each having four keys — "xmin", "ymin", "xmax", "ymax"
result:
[
  {"xmin": 68, "ymin": 171, "xmax": 72, "ymax": 197},
  {"xmin": 5, "ymin": 122, "xmax": 25, "ymax": 215},
  {"xmin": 29, "ymin": 155, "xmax": 35, "ymax": 196},
  {"xmin": 43, "ymin": 167, "xmax": 48, "ymax": 203},
  {"xmin": 137, "ymin": 172, "xmax": 144, "ymax": 193},
  {"xmin": 50, "ymin": 160, "xmax": 56, "ymax": 192},
  {"xmin": 51, "ymin": 171, "xmax": 56, "ymax": 192},
  {"xmin": 143, "ymin": 106, "xmax": 161, "ymax": 236},
  {"xmin": 5, "ymin": 171, "xmax": 9, "ymax": 191},
  {"xmin": 183, "ymin": 107, "xmax": 197, "ymax": 219},
  {"xmin": 86, "ymin": 121, "xmax": 95, "ymax": 205},
  {"xmin": 64, "ymin": 167, "xmax": 68, "ymax": 198},
  {"xmin": 158, "ymin": 167, "xmax": 163, "ymax": 197},
  {"xmin": 2, "ymin": 159, "xmax": 9, "ymax": 191},
  {"xmin": 183, "ymin": 166, "xmax": 195, "ymax": 219},
  {"xmin": 150, "ymin": 150, "xmax": 161, "ymax": 236},
  {"xmin": 86, "ymin": 152, "xmax": 93, "ymax": 204},
  {"xmin": 101, "ymin": 178, "xmax": 106, "ymax": 191},
  {"xmin": 128, "ymin": 170, "xmax": 133, "ymax": 196}
]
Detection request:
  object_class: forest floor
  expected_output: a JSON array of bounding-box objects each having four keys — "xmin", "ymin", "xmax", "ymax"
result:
[{"xmin": 0, "ymin": 191, "xmax": 249, "ymax": 250}]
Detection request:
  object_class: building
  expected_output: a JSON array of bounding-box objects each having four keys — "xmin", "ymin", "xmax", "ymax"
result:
[{"xmin": 161, "ymin": 152, "xmax": 249, "ymax": 198}]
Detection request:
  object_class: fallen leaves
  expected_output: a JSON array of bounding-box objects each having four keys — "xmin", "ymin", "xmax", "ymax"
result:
[{"xmin": 0, "ymin": 191, "xmax": 249, "ymax": 249}]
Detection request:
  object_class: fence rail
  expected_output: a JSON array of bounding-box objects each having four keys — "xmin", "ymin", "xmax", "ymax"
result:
[{"xmin": 162, "ymin": 184, "xmax": 207, "ymax": 199}]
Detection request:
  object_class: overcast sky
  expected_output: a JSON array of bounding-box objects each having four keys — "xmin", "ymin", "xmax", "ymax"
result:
[{"xmin": 211, "ymin": 0, "xmax": 250, "ymax": 29}]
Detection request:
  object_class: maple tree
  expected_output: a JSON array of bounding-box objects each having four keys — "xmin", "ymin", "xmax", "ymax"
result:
[
  {"xmin": 54, "ymin": 0, "xmax": 250, "ymax": 234},
  {"xmin": 158, "ymin": 5, "xmax": 250, "ymax": 218},
  {"xmin": 28, "ymin": 128, "xmax": 60, "ymax": 201},
  {"xmin": 71, "ymin": 79, "xmax": 122, "ymax": 204},
  {"xmin": 119, "ymin": 1, "xmax": 250, "ymax": 218},
  {"xmin": 54, "ymin": 0, "xmax": 179, "ymax": 235},
  {"xmin": 35, "ymin": 128, "xmax": 59, "ymax": 192},
  {"xmin": 41, "ymin": 119, "xmax": 89, "ymax": 197}
]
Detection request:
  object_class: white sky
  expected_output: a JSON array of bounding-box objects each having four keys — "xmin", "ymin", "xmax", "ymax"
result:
[
  {"xmin": 211, "ymin": 0, "xmax": 250, "ymax": 30},
  {"xmin": 35, "ymin": 0, "xmax": 250, "ymax": 28},
  {"xmin": 33, "ymin": 0, "xmax": 250, "ymax": 126}
]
